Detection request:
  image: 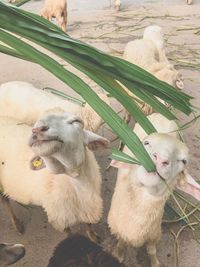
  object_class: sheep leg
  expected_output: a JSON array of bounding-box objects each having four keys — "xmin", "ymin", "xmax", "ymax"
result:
[
  {"xmin": 115, "ymin": 0, "xmax": 121, "ymax": 11},
  {"xmin": 86, "ymin": 224, "xmax": 100, "ymax": 243},
  {"xmin": 1, "ymin": 195, "xmax": 24, "ymax": 234},
  {"xmin": 62, "ymin": 9, "xmax": 67, "ymax": 31},
  {"xmin": 112, "ymin": 239, "xmax": 125, "ymax": 262},
  {"xmin": 119, "ymin": 112, "xmax": 131, "ymax": 151},
  {"xmin": 186, "ymin": 0, "xmax": 192, "ymax": 5},
  {"xmin": 64, "ymin": 226, "xmax": 72, "ymax": 236},
  {"xmin": 146, "ymin": 242, "xmax": 159, "ymax": 267},
  {"xmin": 56, "ymin": 11, "xmax": 67, "ymax": 32}
]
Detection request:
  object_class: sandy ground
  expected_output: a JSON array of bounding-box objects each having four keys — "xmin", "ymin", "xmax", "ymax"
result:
[{"xmin": 0, "ymin": 0, "xmax": 200, "ymax": 266}]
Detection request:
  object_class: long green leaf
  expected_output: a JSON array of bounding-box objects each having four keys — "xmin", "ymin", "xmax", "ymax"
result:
[
  {"xmin": 111, "ymin": 149, "xmax": 141, "ymax": 165},
  {"xmin": 0, "ymin": 1, "xmax": 193, "ymax": 116},
  {"xmin": 0, "ymin": 29, "xmax": 156, "ymax": 171}
]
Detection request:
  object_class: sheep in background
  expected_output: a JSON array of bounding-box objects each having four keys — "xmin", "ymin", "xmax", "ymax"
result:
[
  {"xmin": 124, "ymin": 25, "xmax": 183, "ymax": 89},
  {"xmin": 0, "ymin": 243, "xmax": 25, "ymax": 266},
  {"xmin": 0, "ymin": 112, "xmax": 109, "ymax": 237},
  {"xmin": 115, "ymin": 0, "xmax": 121, "ymax": 11},
  {"xmin": 123, "ymin": 25, "xmax": 184, "ymax": 115},
  {"xmin": 108, "ymin": 113, "xmax": 190, "ymax": 267},
  {"xmin": 41, "ymin": 0, "xmax": 67, "ymax": 31},
  {"xmin": 0, "ymin": 81, "xmax": 109, "ymax": 132},
  {"xmin": 47, "ymin": 234, "xmax": 125, "ymax": 267},
  {"xmin": 113, "ymin": 0, "xmax": 192, "ymax": 11}
]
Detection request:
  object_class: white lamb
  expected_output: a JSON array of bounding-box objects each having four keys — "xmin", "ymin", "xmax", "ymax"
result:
[
  {"xmin": 0, "ymin": 81, "xmax": 109, "ymax": 132},
  {"xmin": 115, "ymin": 0, "xmax": 121, "ymax": 11},
  {"xmin": 123, "ymin": 25, "xmax": 184, "ymax": 115},
  {"xmin": 0, "ymin": 111, "xmax": 109, "ymax": 234},
  {"xmin": 108, "ymin": 113, "xmax": 196, "ymax": 267},
  {"xmin": 41, "ymin": 0, "xmax": 67, "ymax": 31}
]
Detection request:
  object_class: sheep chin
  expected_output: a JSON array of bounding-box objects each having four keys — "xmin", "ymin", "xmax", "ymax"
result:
[{"xmin": 31, "ymin": 140, "xmax": 63, "ymax": 157}]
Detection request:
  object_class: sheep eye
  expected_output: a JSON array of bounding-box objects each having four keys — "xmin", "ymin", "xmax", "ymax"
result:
[
  {"xmin": 144, "ymin": 141, "xmax": 149, "ymax": 145},
  {"xmin": 182, "ymin": 159, "xmax": 187, "ymax": 165},
  {"xmin": 68, "ymin": 119, "xmax": 82, "ymax": 124}
]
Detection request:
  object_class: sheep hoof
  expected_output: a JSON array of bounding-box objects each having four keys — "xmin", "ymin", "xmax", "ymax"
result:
[
  {"xmin": 112, "ymin": 240, "xmax": 125, "ymax": 263},
  {"xmin": 186, "ymin": 0, "xmax": 192, "ymax": 4},
  {"xmin": 150, "ymin": 256, "xmax": 160, "ymax": 267},
  {"xmin": 115, "ymin": 5, "xmax": 120, "ymax": 11}
]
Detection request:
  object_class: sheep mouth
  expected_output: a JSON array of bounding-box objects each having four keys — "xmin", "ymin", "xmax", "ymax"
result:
[
  {"xmin": 29, "ymin": 137, "xmax": 63, "ymax": 147},
  {"xmin": 147, "ymin": 170, "xmax": 166, "ymax": 181}
]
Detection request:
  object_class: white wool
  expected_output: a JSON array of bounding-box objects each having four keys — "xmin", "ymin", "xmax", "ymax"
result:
[
  {"xmin": 108, "ymin": 113, "xmax": 188, "ymax": 265},
  {"xmin": 122, "ymin": 25, "xmax": 183, "ymax": 115},
  {"xmin": 0, "ymin": 116, "xmax": 102, "ymax": 231},
  {"xmin": 0, "ymin": 81, "xmax": 108, "ymax": 132}
]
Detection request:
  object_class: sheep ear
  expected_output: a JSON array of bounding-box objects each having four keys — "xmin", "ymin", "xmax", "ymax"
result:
[
  {"xmin": 110, "ymin": 159, "xmax": 132, "ymax": 169},
  {"xmin": 177, "ymin": 171, "xmax": 200, "ymax": 201},
  {"xmin": 84, "ymin": 130, "xmax": 109, "ymax": 150}
]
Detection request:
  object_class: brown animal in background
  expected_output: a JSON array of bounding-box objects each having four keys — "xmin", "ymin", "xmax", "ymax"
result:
[{"xmin": 41, "ymin": 0, "xmax": 67, "ymax": 31}]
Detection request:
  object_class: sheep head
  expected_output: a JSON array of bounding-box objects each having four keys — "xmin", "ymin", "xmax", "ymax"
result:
[
  {"xmin": 29, "ymin": 112, "xmax": 109, "ymax": 175},
  {"xmin": 111, "ymin": 133, "xmax": 188, "ymax": 196},
  {"xmin": 155, "ymin": 66, "xmax": 184, "ymax": 90},
  {"xmin": 136, "ymin": 133, "xmax": 189, "ymax": 194}
]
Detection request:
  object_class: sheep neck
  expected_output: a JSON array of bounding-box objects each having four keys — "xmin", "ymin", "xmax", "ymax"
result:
[
  {"xmin": 134, "ymin": 171, "xmax": 177, "ymax": 197},
  {"xmin": 42, "ymin": 146, "xmax": 86, "ymax": 178}
]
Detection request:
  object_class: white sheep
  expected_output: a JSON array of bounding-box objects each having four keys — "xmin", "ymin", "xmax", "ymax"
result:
[
  {"xmin": 0, "ymin": 243, "xmax": 25, "ymax": 267},
  {"xmin": 115, "ymin": 0, "xmax": 121, "ymax": 11},
  {"xmin": 124, "ymin": 25, "xmax": 183, "ymax": 89},
  {"xmin": 123, "ymin": 25, "xmax": 184, "ymax": 115},
  {"xmin": 41, "ymin": 0, "xmax": 67, "ymax": 31},
  {"xmin": 108, "ymin": 113, "xmax": 191, "ymax": 267},
  {"xmin": 0, "ymin": 81, "xmax": 109, "ymax": 132},
  {"xmin": 0, "ymin": 111, "xmax": 109, "ymax": 235}
]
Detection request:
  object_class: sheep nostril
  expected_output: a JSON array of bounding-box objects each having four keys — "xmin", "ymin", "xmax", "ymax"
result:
[
  {"xmin": 32, "ymin": 126, "xmax": 49, "ymax": 134},
  {"xmin": 32, "ymin": 135, "xmax": 37, "ymax": 140},
  {"xmin": 41, "ymin": 126, "xmax": 49, "ymax": 132},
  {"xmin": 153, "ymin": 153, "xmax": 157, "ymax": 160},
  {"xmin": 32, "ymin": 128, "xmax": 37, "ymax": 134}
]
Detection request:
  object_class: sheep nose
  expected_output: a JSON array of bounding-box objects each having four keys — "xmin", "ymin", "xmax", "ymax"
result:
[
  {"xmin": 153, "ymin": 153, "xmax": 169, "ymax": 166},
  {"xmin": 32, "ymin": 126, "xmax": 49, "ymax": 134}
]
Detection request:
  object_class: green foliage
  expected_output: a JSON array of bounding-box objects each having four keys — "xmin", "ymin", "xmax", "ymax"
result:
[{"xmin": 0, "ymin": 1, "xmax": 194, "ymax": 171}]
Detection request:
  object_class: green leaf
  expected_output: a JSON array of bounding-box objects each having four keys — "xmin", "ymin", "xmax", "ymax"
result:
[
  {"xmin": 0, "ymin": 29, "xmax": 155, "ymax": 171},
  {"xmin": 111, "ymin": 149, "xmax": 141, "ymax": 165},
  {"xmin": 43, "ymin": 87, "xmax": 86, "ymax": 106}
]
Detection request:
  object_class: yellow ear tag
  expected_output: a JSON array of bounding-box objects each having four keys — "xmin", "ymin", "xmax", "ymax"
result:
[
  {"xmin": 30, "ymin": 156, "xmax": 46, "ymax": 171},
  {"xmin": 33, "ymin": 159, "xmax": 42, "ymax": 167}
]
